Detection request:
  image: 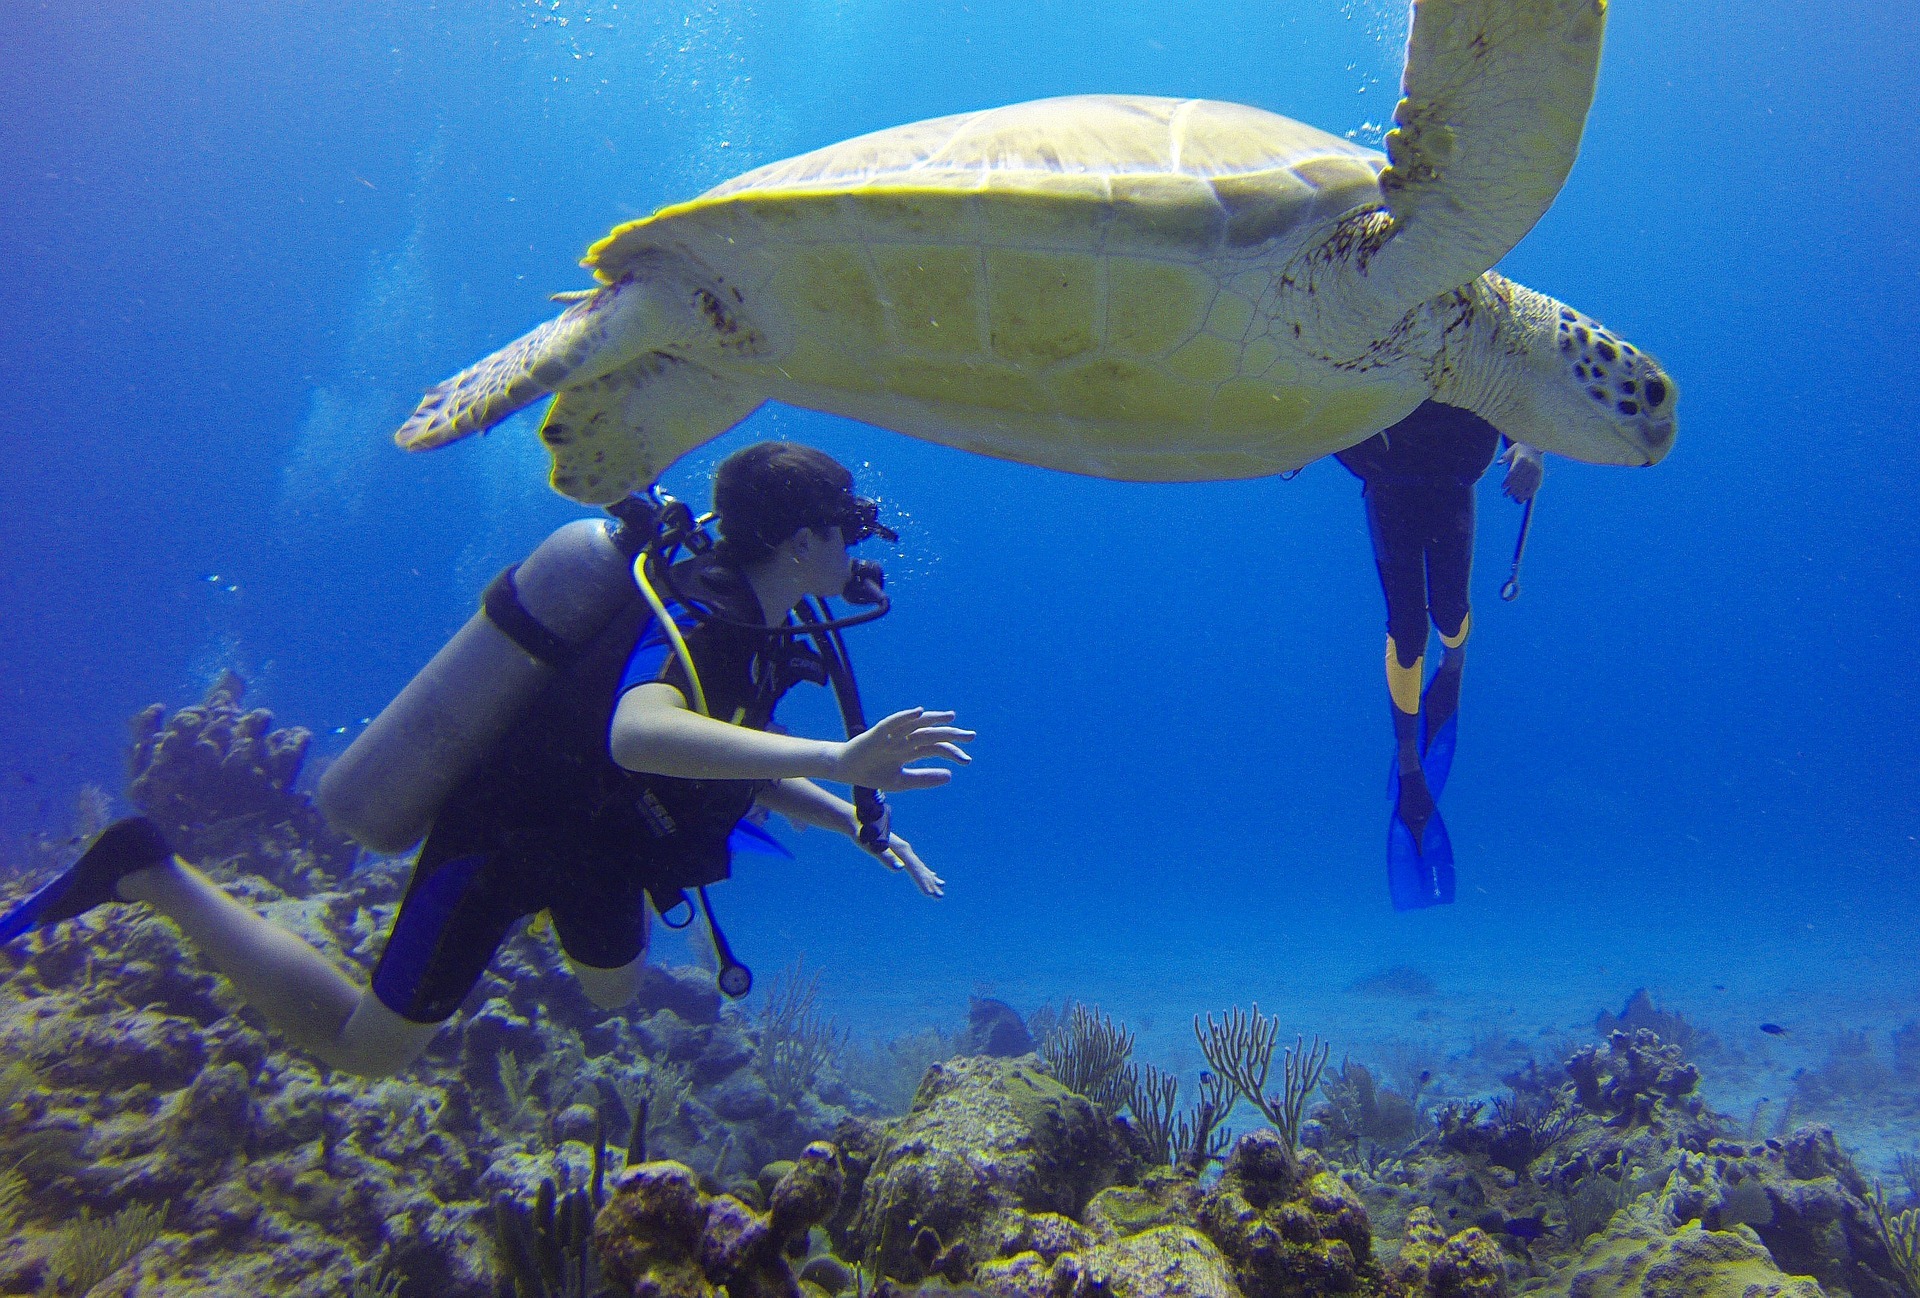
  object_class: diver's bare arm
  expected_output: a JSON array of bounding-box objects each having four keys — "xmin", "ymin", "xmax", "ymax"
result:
[
  {"xmin": 757, "ymin": 780, "xmax": 947, "ymax": 898},
  {"xmin": 611, "ymin": 683, "xmax": 838, "ymax": 779},
  {"xmin": 755, "ymin": 779, "xmax": 858, "ymax": 835},
  {"xmin": 610, "ymin": 683, "xmax": 973, "ymax": 787}
]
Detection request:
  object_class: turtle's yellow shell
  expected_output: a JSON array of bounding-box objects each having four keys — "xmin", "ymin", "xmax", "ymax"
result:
[{"xmin": 583, "ymin": 95, "xmax": 1423, "ymax": 480}]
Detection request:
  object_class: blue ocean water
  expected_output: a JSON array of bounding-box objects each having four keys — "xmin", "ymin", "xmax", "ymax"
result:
[{"xmin": 1, "ymin": 0, "xmax": 1915, "ymax": 1154}]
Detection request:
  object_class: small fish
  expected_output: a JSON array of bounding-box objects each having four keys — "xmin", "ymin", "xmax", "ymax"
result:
[
  {"xmin": 1418, "ymin": 1069, "xmax": 1432, "ymax": 1083},
  {"xmin": 1760, "ymin": 1023, "xmax": 1788, "ymax": 1036},
  {"xmin": 1713, "ymin": 984, "xmax": 1727, "ymax": 991},
  {"xmin": 1502, "ymin": 1215, "xmax": 1553, "ymax": 1241},
  {"xmin": 1199, "ymin": 1070, "xmax": 1217, "ymax": 1087},
  {"xmin": 353, "ymin": 174, "xmax": 377, "ymax": 190}
]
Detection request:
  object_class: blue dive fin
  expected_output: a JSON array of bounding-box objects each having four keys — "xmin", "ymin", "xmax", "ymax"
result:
[
  {"xmin": 728, "ymin": 819, "xmax": 793, "ymax": 858},
  {"xmin": 1421, "ymin": 713, "xmax": 1458, "ymax": 799},
  {"xmin": 1387, "ymin": 785, "xmax": 1456, "ymax": 912}
]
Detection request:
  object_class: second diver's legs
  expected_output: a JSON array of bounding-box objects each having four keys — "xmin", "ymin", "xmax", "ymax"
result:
[{"xmin": 118, "ymin": 857, "xmax": 440, "ymax": 1077}]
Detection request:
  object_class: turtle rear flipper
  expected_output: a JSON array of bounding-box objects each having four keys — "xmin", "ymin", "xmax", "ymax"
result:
[
  {"xmin": 1367, "ymin": 0, "xmax": 1607, "ymax": 312},
  {"xmin": 539, "ymin": 354, "xmax": 763, "ymax": 505}
]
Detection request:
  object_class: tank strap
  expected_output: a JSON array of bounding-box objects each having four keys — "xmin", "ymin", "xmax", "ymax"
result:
[{"xmin": 482, "ymin": 564, "xmax": 578, "ymax": 669}]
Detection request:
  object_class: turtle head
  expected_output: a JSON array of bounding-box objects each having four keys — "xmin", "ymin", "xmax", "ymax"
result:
[{"xmin": 1500, "ymin": 295, "xmax": 1678, "ymax": 467}]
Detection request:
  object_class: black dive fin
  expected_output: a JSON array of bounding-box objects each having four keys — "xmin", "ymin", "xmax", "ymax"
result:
[{"xmin": 0, "ymin": 817, "xmax": 172, "ymax": 945}]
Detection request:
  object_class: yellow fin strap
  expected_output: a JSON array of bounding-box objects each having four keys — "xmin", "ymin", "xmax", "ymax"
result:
[
  {"xmin": 1386, "ymin": 638, "xmax": 1423, "ymax": 715},
  {"xmin": 633, "ymin": 555, "xmax": 711, "ymax": 719},
  {"xmin": 1439, "ymin": 612, "xmax": 1472, "ymax": 650}
]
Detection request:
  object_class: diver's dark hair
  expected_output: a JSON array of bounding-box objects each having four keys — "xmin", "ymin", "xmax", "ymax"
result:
[{"xmin": 712, "ymin": 441, "xmax": 858, "ymax": 565}]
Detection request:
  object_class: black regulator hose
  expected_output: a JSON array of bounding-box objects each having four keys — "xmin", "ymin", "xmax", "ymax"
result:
[{"xmin": 794, "ymin": 599, "xmax": 893, "ymax": 856}]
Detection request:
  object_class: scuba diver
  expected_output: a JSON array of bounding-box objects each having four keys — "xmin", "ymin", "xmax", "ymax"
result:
[
  {"xmin": 1336, "ymin": 401, "xmax": 1542, "ymax": 910},
  {"xmin": 0, "ymin": 442, "xmax": 972, "ymax": 1077}
]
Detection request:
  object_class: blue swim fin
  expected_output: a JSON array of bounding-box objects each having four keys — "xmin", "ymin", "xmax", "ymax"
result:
[
  {"xmin": 0, "ymin": 817, "xmax": 173, "ymax": 945},
  {"xmin": 1421, "ymin": 712, "xmax": 1458, "ymax": 799},
  {"xmin": 728, "ymin": 819, "xmax": 793, "ymax": 858},
  {"xmin": 1387, "ymin": 767, "xmax": 1455, "ymax": 911}
]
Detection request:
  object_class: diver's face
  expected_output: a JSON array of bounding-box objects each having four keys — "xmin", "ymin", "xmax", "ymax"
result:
[{"xmin": 793, "ymin": 525, "xmax": 853, "ymax": 597}]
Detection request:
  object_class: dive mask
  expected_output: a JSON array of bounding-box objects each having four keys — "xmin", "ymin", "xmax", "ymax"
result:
[{"xmin": 836, "ymin": 493, "xmax": 897, "ymax": 546}]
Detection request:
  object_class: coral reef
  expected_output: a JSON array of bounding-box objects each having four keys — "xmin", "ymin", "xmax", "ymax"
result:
[
  {"xmin": 0, "ymin": 828, "xmax": 866, "ymax": 1298},
  {"xmin": 126, "ymin": 672, "xmax": 355, "ymax": 886},
  {"xmin": 849, "ymin": 1054, "xmax": 1139, "ymax": 1283},
  {"xmin": 1563, "ymin": 1030, "xmax": 1705, "ymax": 1129},
  {"xmin": 3, "ymin": 696, "xmax": 1914, "ymax": 1298},
  {"xmin": 1196, "ymin": 1133, "xmax": 1378, "ymax": 1298},
  {"xmin": 1594, "ymin": 989, "xmax": 1716, "ymax": 1058},
  {"xmin": 964, "ymin": 997, "xmax": 1036, "ymax": 1058},
  {"xmin": 594, "ymin": 1143, "xmax": 843, "ymax": 1297}
]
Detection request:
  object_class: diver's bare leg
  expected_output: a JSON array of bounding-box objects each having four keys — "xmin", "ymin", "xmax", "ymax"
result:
[
  {"xmin": 568, "ymin": 954, "xmax": 647, "ymax": 1010},
  {"xmin": 117, "ymin": 859, "xmax": 438, "ymax": 1077}
]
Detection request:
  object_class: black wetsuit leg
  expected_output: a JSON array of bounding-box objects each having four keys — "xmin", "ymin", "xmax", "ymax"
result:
[
  {"xmin": 1361, "ymin": 480, "xmax": 1435, "ymax": 671},
  {"xmin": 1416, "ymin": 477, "xmax": 1475, "ymax": 737}
]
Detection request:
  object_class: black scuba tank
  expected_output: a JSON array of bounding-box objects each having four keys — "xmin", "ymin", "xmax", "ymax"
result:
[{"xmin": 318, "ymin": 519, "xmax": 640, "ymax": 854}]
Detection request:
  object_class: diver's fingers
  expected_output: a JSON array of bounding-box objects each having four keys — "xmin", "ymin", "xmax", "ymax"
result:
[
  {"xmin": 910, "ymin": 726, "xmax": 975, "ymax": 745},
  {"xmin": 875, "ymin": 708, "xmax": 932, "ymax": 736},
  {"xmin": 888, "ymin": 767, "xmax": 954, "ymax": 791},
  {"xmin": 888, "ymin": 838, "xmax": 945, "ymax": 898},
  {"xmin": 920, "ymin": 742, "xmax": 971, "ymax": 764}
]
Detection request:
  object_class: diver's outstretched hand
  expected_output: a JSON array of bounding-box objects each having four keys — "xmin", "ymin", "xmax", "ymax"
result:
[
  {"xmin": 870, "ymin": 831, "xmax": 945, "ymax": 898},
  {"xmin": 1501, "ymin": 442, "xmax": 1544, "ymax": 502},
  {"xmin": 834, "ymin": 708, "xmax": 973, "ymax": 793}
]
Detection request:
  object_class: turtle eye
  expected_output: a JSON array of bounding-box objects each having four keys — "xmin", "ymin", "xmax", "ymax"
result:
[{"xmin": 1644, "ymin": 377, "xmax": 1668, "ymax": 409}]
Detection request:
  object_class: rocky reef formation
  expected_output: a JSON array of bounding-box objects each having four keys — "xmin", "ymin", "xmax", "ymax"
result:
[
  {"xmin": 127, "ymin": 672, "xmax": 355, "ymax": 886},
  {"xmin": 0, "ymin": 835, "xmax": 867, "ymax": 1298},
  {"xmin": 2, "ymin": 701, "xmax": 1915, "ymax": 1298}
]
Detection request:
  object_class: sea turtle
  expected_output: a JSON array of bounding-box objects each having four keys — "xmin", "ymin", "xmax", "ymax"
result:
[{"xmin": 396, "ymin": 0, "xmax": 1675, "ymax": 505}]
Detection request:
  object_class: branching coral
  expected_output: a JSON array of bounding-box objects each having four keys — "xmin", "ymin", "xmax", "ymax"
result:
[
  {"xmin": 1483, "ymin": 1089, "xmax": 1579, "ymax": 1174},
  {"xmin": 1123, "ymin": 1063, "xmax": 1236, "ymax": 1173},
  {"xmin": 45, "ymin": 1200, "xmax": 168, "ymax": 1297},
  {"xmin": 492, "ymin": 1110, "xmax": 621, "ymax": 1298},
  {"xmin": 1316, "ymin": 1057, "xmax": 1423, "ymax": 1169},
  {"xmin": 1039, "ymin": 1003, "xmax": 1134, "ymax": 1115},
  {"xmin": 756, "ymin": 958, "xmax": 846, "ymax": 1108},
  {"xmin": 1194, "ymin": 1004, "xmax": 1328, "ymax": 1161},
  {"xmin": 1868, "ymin": 1184, "xmax": 1920, "ymax": 1298},
  {"xmin": 0, "ymin": 1163, "xmax": 24, "ymax": 1236},
  {"xmin": 493, "ymin": 1176, "xmax": 604, "ymax": 1298},
  {"xmin": 347, "ymin": 1265, "xmax": 408, "ymax": 1298}
]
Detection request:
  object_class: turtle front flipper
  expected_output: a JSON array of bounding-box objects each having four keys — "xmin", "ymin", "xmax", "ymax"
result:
[
  {"xmin": 539, "ymin": 355, "xmax": 763, "ymax": 505},
  {"xmin": 394, "ymin": 278, "xmax": 664, "ymax": 452},
  {"xmin": 1367, "ymin": 0, "xmax": 1608, "ymax": 312}
]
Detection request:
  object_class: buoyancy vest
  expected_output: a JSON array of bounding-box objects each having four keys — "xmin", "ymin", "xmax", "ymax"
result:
[{"xmin": 446, "ymin": 553, "xmax": 800, "ymax": 910}]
